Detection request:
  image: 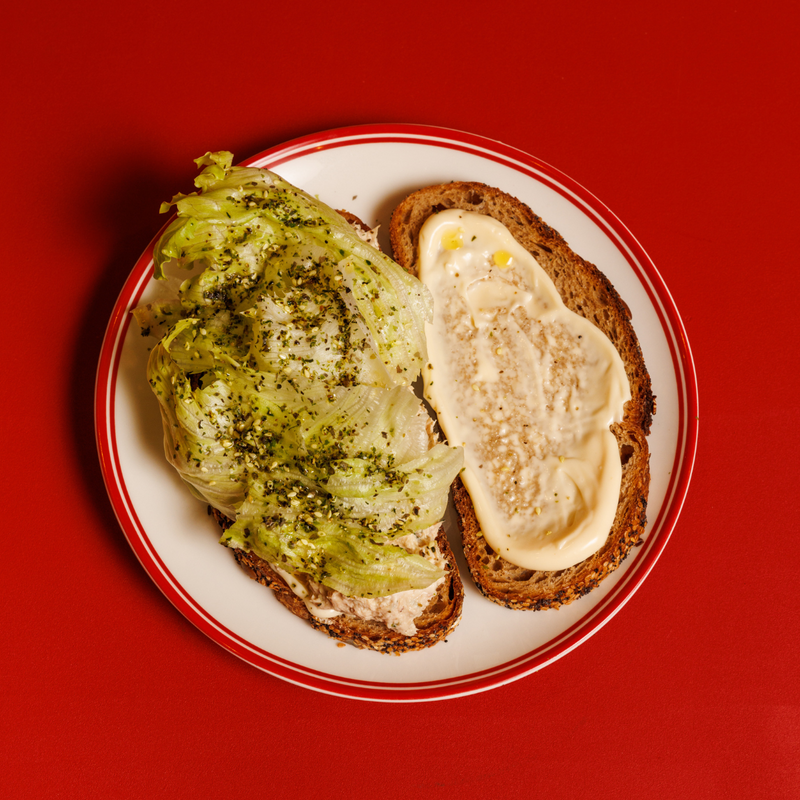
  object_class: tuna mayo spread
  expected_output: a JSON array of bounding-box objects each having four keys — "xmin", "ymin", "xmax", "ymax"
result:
[{"xmin": 418, "ymin": 210, "xmax": 630, "ymax": 571}]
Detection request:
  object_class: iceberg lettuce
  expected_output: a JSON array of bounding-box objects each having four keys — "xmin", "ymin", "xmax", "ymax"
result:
[{"xmin": 140, "ymin": 153, "xmax": 462, "ymax": 597}]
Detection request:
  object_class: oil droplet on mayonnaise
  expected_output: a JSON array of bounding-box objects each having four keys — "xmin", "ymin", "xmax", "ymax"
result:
[
  {"xmin": 418, "ymin": 210, "xmax": 630, "ymax": 571},
  {"xmin": 493, "ymin": 250, "xmax": 512, "ymax": 267},
  {"xmin": 442, "ymin": 228, "xmax": 463, "ymax": 250}
]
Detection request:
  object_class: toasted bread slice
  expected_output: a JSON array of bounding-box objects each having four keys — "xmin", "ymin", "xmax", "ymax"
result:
[
  {"xmin": 390, "ymin": 182, "xmax": 654, "ymax": 610},
  {"xmin": 209, "ymin": 210, "xmax": 464, "ymax": 652}
]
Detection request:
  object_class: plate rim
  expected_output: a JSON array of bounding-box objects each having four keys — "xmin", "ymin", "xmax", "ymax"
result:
[{"xmin": 95, "ymin": 123, "xmax": 698, "ymax": 702}]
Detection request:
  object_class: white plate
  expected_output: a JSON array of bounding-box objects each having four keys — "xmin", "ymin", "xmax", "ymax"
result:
[{"xmin": 95, "ymin": 124, "xmax": 698, "ymax": 702}]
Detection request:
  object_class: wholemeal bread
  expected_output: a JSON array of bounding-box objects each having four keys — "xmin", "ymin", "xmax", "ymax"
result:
[{"xmin": 390, "ymin": 182, "xmax": 654, "ymax": 610}]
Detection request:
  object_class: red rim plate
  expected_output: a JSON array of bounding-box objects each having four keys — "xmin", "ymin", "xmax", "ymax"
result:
[{"xmin": 95, "ymin": 124, "xmax": 698, "ymax": 702}]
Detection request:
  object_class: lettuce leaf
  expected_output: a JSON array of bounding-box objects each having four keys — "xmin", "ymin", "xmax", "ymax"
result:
[{"xmin": 140, "ymin": 152, "xmax": 462, "ymax": 597}]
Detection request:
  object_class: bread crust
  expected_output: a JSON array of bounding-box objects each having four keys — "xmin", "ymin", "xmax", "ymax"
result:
[{"xmin": 389, "ymin": 182, "xmax": 654, "ymax": 610}]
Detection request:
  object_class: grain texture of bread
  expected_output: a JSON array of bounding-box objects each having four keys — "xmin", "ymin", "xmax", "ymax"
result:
[{"xmin": 390, "ymin": 182, "xmax": 654, "ymax": 610}]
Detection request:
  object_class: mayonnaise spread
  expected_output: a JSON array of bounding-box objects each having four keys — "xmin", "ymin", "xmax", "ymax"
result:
[{"xmin": 419, "ymin": 210, "xmax": 630, "ymax": 571}]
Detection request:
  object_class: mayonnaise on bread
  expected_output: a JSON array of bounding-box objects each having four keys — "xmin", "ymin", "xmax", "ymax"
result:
[{"xmin": 419, "ymin": 210, "xmax": 630, "ymax": 571}]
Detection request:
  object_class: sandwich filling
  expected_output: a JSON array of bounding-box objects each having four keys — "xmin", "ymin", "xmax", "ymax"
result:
[
  {"xmin": 273, "ymin": 523, "xmax": 447, "ymax": 635},
  {"xmin": 418, "ymin": 210, "xmax": 630, "ymax": 571}
]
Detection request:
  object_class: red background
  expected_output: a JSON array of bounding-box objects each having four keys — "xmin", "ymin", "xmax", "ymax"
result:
[{"xmin": 3, "ymin": 1, "xmax": 798, "ymax": 797}]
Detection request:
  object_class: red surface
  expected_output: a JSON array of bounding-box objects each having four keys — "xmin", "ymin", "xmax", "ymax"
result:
[{"xmin": 4, "ymin": 0, "xmax": 798, "ymax": 797}]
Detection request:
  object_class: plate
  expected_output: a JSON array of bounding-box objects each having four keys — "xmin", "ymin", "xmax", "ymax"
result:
[{"xmin": 95, "ymin": 124, "xmax": 698, "ymax": 702}]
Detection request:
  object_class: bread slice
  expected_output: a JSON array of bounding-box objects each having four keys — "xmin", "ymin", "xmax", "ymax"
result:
[
  {"xmin": 390, "ymin": 182, "xmax": 654, "ymax": 610},
  {"xmin": 207, "ymin": 210, "xmax": 464, "ymax": 653}
]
